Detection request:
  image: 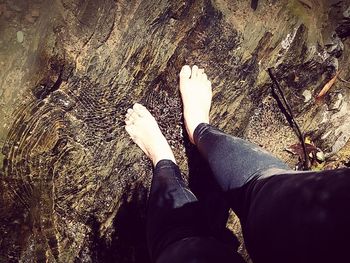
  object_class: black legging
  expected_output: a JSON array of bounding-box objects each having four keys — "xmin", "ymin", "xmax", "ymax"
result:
[{"xmin": 147, "ymin": 123, "xmax": 350, "ymax": 263}]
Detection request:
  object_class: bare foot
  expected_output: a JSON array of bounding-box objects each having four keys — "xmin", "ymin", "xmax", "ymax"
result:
[
  {"xmin": 179, "ymin": 65, "xmax": 212, "ymax": 144},
  {"xmin": 125, "ymin": 103, "xmax": 176, "ymax": 166}
]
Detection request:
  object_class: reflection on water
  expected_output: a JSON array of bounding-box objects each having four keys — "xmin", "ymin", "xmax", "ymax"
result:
[
  {"xmin": 0, "ymin": 1, "xmax": 153, "ymax": 262},
  {"xmin": 0, "ymin": 0, "xmax": 50, "ymax": 167}
]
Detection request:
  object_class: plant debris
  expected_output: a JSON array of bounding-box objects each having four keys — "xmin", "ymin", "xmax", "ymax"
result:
[
  {"xmin": 268, "ymin": 68, "xmax": 311, "ymax": 170},
  {"xmin": 317, "ymin": 71, "xmax": 339, "ymax": 98},
  {"xmin": 286, "ymin": 137, "xmax": 325, "ymax": 170}
]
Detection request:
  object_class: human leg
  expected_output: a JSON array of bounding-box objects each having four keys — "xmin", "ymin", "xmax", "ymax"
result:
[
  {"xmin": 125, "ymin": 103, "xmax": 199, "ymax": 259},
  {"xmin": 125, "ymin": 103, "xmax": 176, "ymax": 167},
  {"xmin": 147, "ymin": 159, "xmax": 202, "ymax": 260},
  {"xmin": 193, "ymin": 123, "xmax": 290, "ymax": 191},
  {"xmin": 243, "ymin": 168, "xmax": 350, "ymax": 263},
  {"xmin": 193, "ymin": 130, "xmax": 350, "ymax": 262},
  {"xmin": 179, "ymin": 65, "xmax": 290, "ymax": 213},
  {"xmin": 179, "ymin": 64, "xmax": 350, "ymax": 262},
  {"xmin": 125, "ymin": 103, "xmax": 243, "ymax": 262}
]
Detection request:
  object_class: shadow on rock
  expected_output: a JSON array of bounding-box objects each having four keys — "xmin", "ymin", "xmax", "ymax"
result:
[{"xmin": 89, "ymin": 184, "xmax": 151, "ymax": 263}]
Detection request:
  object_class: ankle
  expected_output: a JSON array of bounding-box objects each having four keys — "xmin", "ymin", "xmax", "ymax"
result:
[
  {"xmin": 186, "ymin": 119, "xmax": 209, "ymax": 144},
  {"xmin": 152, "ymin": 154, "xmax": 176, "ymax": 167}
]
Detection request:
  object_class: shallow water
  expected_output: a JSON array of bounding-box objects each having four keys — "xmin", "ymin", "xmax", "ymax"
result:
[{"xmin": 1, "ymin": 0, "xmax": 349, "ymax": 262}]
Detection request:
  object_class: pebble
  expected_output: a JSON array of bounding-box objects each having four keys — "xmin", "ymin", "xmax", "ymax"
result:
[
  {"xmin": 16, "ymin": 31, "xmax": 24, "ymax": 43},
  {"xmin": 302, "ymin": 90, "xmax": 312, "ymax": 102},
  {"xmin": 31, "ymin": 9, "xmax": 40, "ymax": 17},
  {"xmin": 328, "ymin": 93, "xmax": 343, "ymax": 111},
  {"xmin": 343, "ymin": 6, "xmax": 350, "ymax": 18}
]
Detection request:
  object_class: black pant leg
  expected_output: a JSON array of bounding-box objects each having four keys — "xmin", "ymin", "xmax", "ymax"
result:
[
  {"xmin": 147, "ymin": 160, "xmax": 201, "ymax": 261},
  {"xmin": 243, "ymin": 168, "xmax": 350, "ymax": 263},
  {"xmin": 193, "ymin": 123, "xmax": 290, "ymax": 192},
  {"xmin": 147, "ymin": 160, "xmax": 245, "ymax": 263},
  {"xmin": 193, "ymin": 123, "xmax": 350, "ymax": 262},
  {"xmin": 193, "ymin": 123, "xmax": 290, "ymax": 215}
]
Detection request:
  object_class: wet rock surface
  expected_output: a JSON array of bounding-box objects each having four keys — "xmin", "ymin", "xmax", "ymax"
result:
[{"xmin": 1, "ymin": 0, "xmax": 350, "ymax": 262}]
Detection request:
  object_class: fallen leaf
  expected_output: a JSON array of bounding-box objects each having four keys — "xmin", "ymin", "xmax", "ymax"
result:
[
  {"xmin": 311, "ymin": 161, "xmax": 325, "ymax": 171},
  {"xmin": 304, "ymin": 135, "xmax": 312, "ymax": 144},
  {"xmin": 317, "ymin": 71, "xmax": 339, "ymax": 98},
  {"xmin": 316, "ymin": 151, "xmax": 325, "ymax": 161},
  {"xmin": 286, "ymin": 142, "xmax": 319, "ymax": 159}
]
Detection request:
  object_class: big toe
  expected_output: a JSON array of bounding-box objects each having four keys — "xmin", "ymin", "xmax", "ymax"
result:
[
  {"xmin": 180, "ymin": 65, "xmax": 191, "ymax": 80},
  {"xmin": 133, "ymin": 103, "xmax": 149, "ymax": 117}
]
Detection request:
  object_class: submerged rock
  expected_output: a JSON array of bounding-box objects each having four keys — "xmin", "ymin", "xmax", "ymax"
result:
[
  {"xmin": 16, "ymin": 31, "xmax": 24, "ymax": 43},
  {"xmin": 0, "ymin": 0, "xmax": 350, "ymax": 262}
]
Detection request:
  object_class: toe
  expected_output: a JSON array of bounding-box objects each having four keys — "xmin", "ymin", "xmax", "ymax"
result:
[
  {"xmin": 133, "ymin": 103, "xmax": 144, "ymax": 110},
  {"xmin": 180, "ymin": 65, "xmax": 191, "ymax": 80},
  {"xmin": 127, "ymin": 116, "xmax": 134, "ymax": 123},
  {"xmin": 126, "ymin": 109, "xmax": 133, "ymax": 120},
  {"xmin": 133, "ymin": 103, "xmax": 149, "ymax": 117},
  {"xmin": 128, "ymin": 109, "xmax": 139, "ymax": 120},
  {"xmin": 125, "ymin": 125, "xmax": 135, "ymax": 136},
  {"xmin": 130, "ymin": 111, "xmax": 139, "ymax": 121},
  {"xmin": 125, "ymin": 119, "xmax": 133, "ymax": 125},
  {"xmin": 201, "ymin": 72, "xmax": 208, "ymax": 81},
  {"xmin": 191, "ymin": 65, "xmax": 199, "ymax": 78}
]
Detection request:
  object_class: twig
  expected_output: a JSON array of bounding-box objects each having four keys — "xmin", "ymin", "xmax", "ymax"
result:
[
  {"xmin": 338, "ymin": 76, "xmax": 350, "ymax": 89},
  {"xmin": 268, "ymin": 68, "xmax": 311, "ymax": 170},
  {"xmin": 338, "ymin": 76, "xmax": 350, "ymax": 84}
]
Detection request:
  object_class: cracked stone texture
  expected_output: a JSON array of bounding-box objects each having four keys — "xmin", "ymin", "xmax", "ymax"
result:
[{"xmin": 1, "ymin": 0, "xmax": 350, "ymax": 262}]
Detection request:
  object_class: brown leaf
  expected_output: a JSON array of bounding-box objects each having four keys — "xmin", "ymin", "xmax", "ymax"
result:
[
  {"xmin": 317, "ymin": 72, "xmax": 339, "ymax": 98},
  {"xmin": 286, "ymin": 143, "xmax": 318, "ymax": 159}
]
